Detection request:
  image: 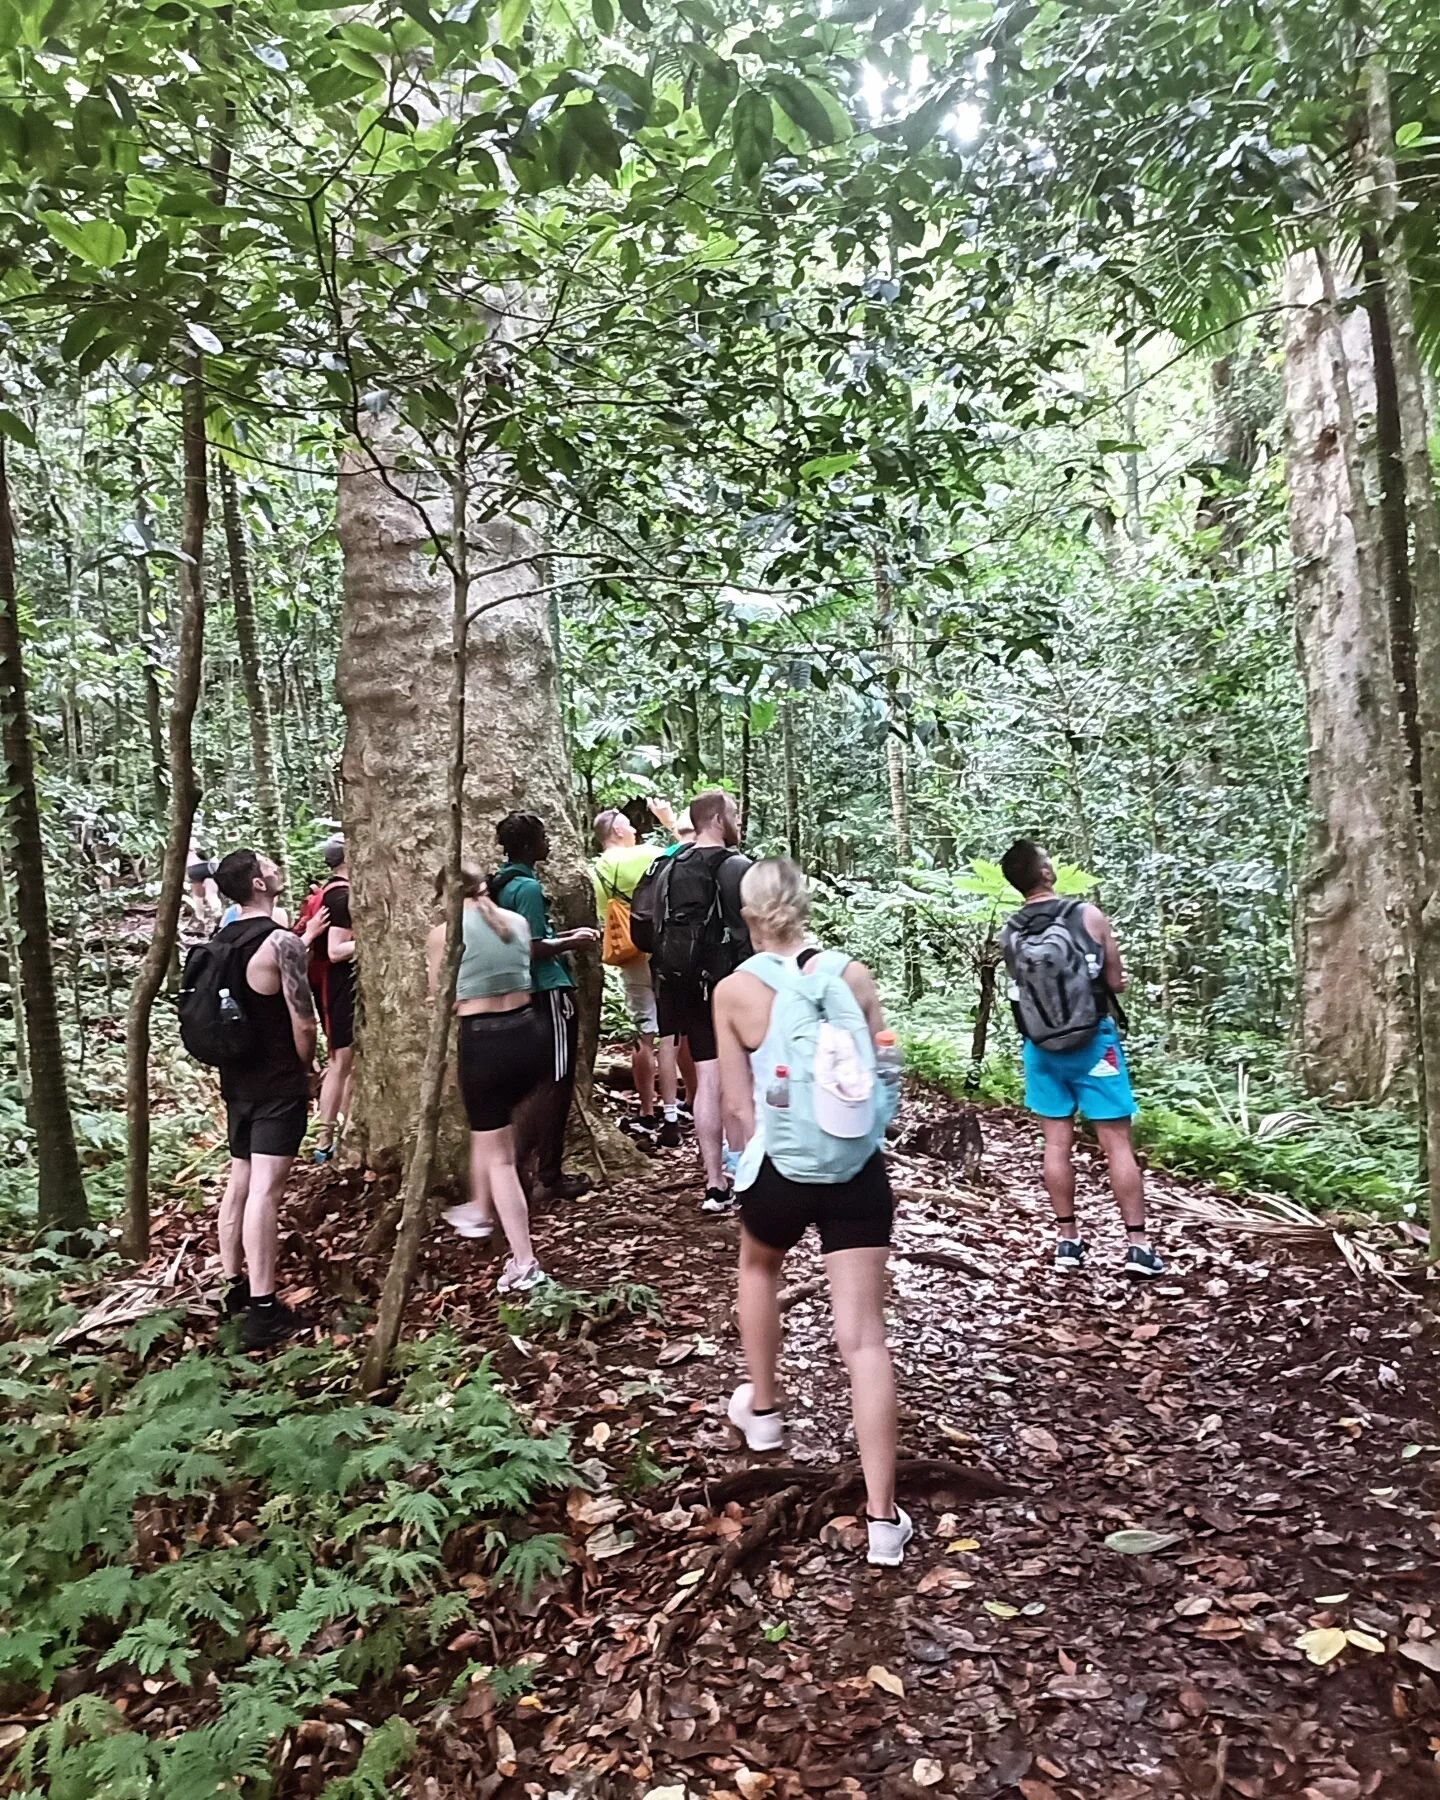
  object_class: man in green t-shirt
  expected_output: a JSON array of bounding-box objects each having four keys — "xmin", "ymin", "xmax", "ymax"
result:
[
  {"xmin": 493, "ymin": 811, "xmax": 600, "ymax": 1202},
  {"xmin": 592, "ymin": 801, "xmax": 682, "ymax": 1145}
]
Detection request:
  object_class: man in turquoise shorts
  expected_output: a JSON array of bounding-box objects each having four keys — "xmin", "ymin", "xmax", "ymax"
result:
[{"xmin": 999, "ymin": 840, "xmax": 1163, "ymax": 1278}]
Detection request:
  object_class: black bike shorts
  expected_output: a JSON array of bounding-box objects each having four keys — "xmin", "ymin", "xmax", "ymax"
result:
[
  {"xmin": 739, "ymin": 1152, "xmax": 894, "ymax": 1256},
  {"xmin": 658, "ymin": 979, "xmax": 718, "ymax": 1063},
  {"xmin": 226, "ymin": 1095, "xmax": 308, "ymax": 1161},
  {"xmin": 458, "ymin": 1007, "xmax": 549, "ymax": 1132}
]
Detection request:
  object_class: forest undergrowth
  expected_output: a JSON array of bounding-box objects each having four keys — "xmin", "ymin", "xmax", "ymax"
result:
[{"xmin": 2, "ymin": 1005, "xmax": 1437, "ymax": 1798}]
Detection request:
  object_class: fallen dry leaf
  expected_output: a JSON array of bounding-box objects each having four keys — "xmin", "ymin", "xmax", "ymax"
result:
[
  {"xmin": 0, "ymin": 1724, "xmax": 27, "ymax": 1754},
  {"xmin": 1046, "ymin": 1671, "xmax": 1114, "ymax": 1700},
  {"xmin": 866, "ymin": 1664, "xmax": 905, "ymax": 1698},
  {"xmin": 1019, "ymin": 1424, "xmax": 1060, "ymax": 1456},
  {"xmin": 1399, "ymin": 1641, "xmax": 1440, "ymax": 1673},
  {"xmin": 912, "ymin": 1758, "xmax": 945, "ymax": 1788},
  {"xmin": 1295, "ymin": 1627, "xmax": 1348, "ymax": 1666},
  {"xmin": 1104, "ymin": 1528, "xmax": 1183, "ymax": 1555}
]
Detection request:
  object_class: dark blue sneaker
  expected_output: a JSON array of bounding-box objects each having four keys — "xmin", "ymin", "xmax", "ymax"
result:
[
  {"xmin": 1124, "ymin": 1245, "xmax": 1165, "ymax": 1279},
  {"xmin": 1054, "ymin": 1237, "xmax": 1088, "ymax": 1274}
]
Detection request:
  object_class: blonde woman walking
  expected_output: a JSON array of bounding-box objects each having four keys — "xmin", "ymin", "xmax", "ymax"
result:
[{"xmin": 712, "ymin": 858, "xmax": 909, "ymax": 1566}]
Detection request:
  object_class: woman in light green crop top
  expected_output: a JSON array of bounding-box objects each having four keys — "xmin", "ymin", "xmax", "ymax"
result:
[{"xmin": 425, "ymin": 865, "xmax": 548, "ymax": 1293}]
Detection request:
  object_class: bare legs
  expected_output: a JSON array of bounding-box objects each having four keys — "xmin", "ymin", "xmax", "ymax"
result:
[
  {"xmin": 316, "ymin": 1047, "xmax": 354, "ymax": 1151},
  {"xmin": 734, "ymin": 1228, "xmax": 898, "ymax": 1522},
  {"xmin": 1040, "ymin": 1116, "xmax": 1078, "ymax": 1236},
  {"xmin": 658, "ymin": 1036, "xmax": 678, "ymax": 1110},
  {"xmin": 470, "ymin": 1125, "xmax": 536, "ymax": 1269},
  {"xmin": 218, "ymin": 1159, "xmax": 250, "ymax": 1279},
  {"xmin": 1094, "ymin": 1117, "xmax": 1149, "ymax": 1247},
  {"xmin": 1042, "ymin": 1114, "xmax": 1149, "ymax": 1246},
  {"xmin": 632, "ymin": 1032, "xmax": 657, "ymax": 1117},
  {"xmin": 736, "ymin": 1230, "xmax": 785, "ymax": 1411},
  {"xmin": 825, "ymin": 1246, "xmax": 898, "ymax": 1521},
  {"xmin": 693, "ymin": 1057, "xmax": 726, "ymax": 1189},
  {"xmin": 225, "ymin": 1153, "xmax": 294, "ymax": 1295}
]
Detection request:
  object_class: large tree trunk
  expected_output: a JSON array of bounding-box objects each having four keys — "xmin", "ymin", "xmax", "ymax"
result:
[
  {"xmin": 0, "ymin": 436, "xmax": 90, "ymax": 1237},
  {"xmin": 1368, "ymin": 60, "xmax": 1440, "ymax": 1248},
  {"xmin": 1283, "ymin": 253, "xmax": 1418, "ymax": 1101},
  {"xmin": 337, "ymin": 437, "xmax": 638, "ymax": 1188},
  {"xmin": 219, "ymin": 462, "xmax": 284, "ymax": 857}
]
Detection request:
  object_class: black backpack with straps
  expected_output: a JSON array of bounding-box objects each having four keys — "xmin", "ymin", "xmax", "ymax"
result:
[
  {"xmin": 177, "ymin": 919, "xmax": 276, "ymax": 1067},
  {"xmin": 650, "ymin": 846, "xmax": 746, "ymax": 986}
]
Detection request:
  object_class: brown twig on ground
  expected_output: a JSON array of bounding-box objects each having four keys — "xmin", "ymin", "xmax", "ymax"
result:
[
  {"xmin": 896, "ymin": 1248, "xmax": 993, "ymax": 1281},
  {"xmin": 779, "ymin": 1275, "xmax": 827, "ymax": 1312},
  {"xmin": 892, "ymin": 1183, "xmax": 982, "ymax": 1210}
]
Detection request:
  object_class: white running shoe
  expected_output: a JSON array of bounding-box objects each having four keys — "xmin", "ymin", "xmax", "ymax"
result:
[
  {"xmin": 442, "ymin": 1205, "xmax": 495, "ymax": 1241},
  {"xmin": 727, "ymin": 1382, "xmax": 784, "ymax": 1452},
  {"xmin": 866, "ymin": 1506, "xmax": 914, "ymax": 1568},
  {"xmin": 497, "ymin": 1258, "xmax": 546, "ymax": 1294}
]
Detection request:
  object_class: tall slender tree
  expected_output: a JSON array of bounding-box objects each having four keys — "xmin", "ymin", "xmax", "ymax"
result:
[{"xmin": 0, "ymin": 435, "xmax": 89, "ymax": 1236}]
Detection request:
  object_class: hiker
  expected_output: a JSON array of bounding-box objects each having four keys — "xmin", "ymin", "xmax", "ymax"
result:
[
  {"xmin": 203, "ymin": 850, "xmax": 318, "ymax": 1349},
  {"xmin": 713, "ymin": 857, "xmax": 909, "ymax": 1567},
  {"xmin": 647, "ymin": 790, "xmax": 751, "ymax": 1211},
  {"xmin": 592, "ymin": 801, "xmax": 682, "ymax": 1146},
  {"xmin": 186, "ymin": 850, "xmax": 220, "ymax": 933},
  {"xmin": 312, "ymin": 836, "xmax": 355, "ymax": 1163},
  {"xmin": 998, "ymin": 839, "xmax": 1163, "ymax": 1278},
  {"xmin": 492, "ymin": 812, "xmax": 601, "ymax": 1202},
  {"xmin": 426, "ymin": 866, "xmax": 548, "ymax": 1292}
]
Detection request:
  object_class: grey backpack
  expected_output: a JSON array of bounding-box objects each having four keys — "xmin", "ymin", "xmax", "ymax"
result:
[{"xmin": 1003, "ymin": 899, "xmax": 1105, "ymax": 1053}]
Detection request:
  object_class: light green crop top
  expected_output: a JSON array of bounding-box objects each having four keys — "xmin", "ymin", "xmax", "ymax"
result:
[{"xmin": 456, "ymin": 903, "xmax": 533, "ymax": 1000}]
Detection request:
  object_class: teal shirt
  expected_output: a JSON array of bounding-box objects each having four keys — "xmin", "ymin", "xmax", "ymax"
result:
[{"xmin": 492, "ymin": 861, "xmax": 574, "ymax": 993}]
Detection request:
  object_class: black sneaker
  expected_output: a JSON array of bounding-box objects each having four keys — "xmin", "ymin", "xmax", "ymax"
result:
[
  {"xmin": 659, "ymin": 1119, "xmax": 682, "ymax": 1149},
  {"xmin": 536, "ymin": 1174, "xmax": 593, "ymax": 1203},
  {"xmin": 1054, "ymin": 1237, "xmax": 1088, "ymax": 1274},
  {"xmin": 636, "ymin": 1114, "xmax": 661, "ymax": 1132},
  {"xmin": 223, "ymin": 1275, "xmax": 250, "ymax": 1318},
  {"xmin": 1124, "ymin": 1245, "xmax": 1165, "ymax": 1279},
  {"xmin": 701, "ymin": 1187, "xmax": 737, "ymax": 1215},
  {"xmin": 240, "ymin": 1301, "xmax": 303, "ymax": 1351}
]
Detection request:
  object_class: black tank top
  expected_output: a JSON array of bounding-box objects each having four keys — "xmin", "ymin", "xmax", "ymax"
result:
[{"xmin": 216, "ymin": 916, "xmax": 309, "ymax": 1103}]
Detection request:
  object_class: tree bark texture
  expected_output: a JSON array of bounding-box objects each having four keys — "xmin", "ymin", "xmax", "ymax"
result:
[
  {"xmin": 133, "ymin": 434, "xmax": 168, "ymax": 826},
  {"xmin": 337, "ymin": 435, "xmax": 637, "ymax": 1186},
  {"xmin": 123, "ymin": 370, "xmax": 210, "ymax": 1257},
  {"xmin": 1367, "ymin": 60, "xmax": 1440, "ymax": 1248},
  {"xmin": 219, "ymin": 462, "xmax": 284, "ymax": 858},
  {"xmin": 875, "ymin": 556, "xmax": 922, "ymax": 1002},
  {"xmin": 1283, "ymin": 253, "xmax": 1417, "ymax": 1102},
  {"xmin": 0, "ymin": 436, "xmax": 90, "ymax": 1235},
  {"xmin": 780, "ymin": 699, "xmax": 800, "ymax": 860}
]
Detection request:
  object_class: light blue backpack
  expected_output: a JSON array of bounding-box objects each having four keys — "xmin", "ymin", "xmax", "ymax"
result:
[{"xmin": 744, "ymin": 950, "xmax": 897, "ymax": 1183}]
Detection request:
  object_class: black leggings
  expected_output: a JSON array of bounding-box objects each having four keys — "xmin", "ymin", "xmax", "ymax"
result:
[{"xmin": 457, "ymin": 1007, "xmax": 548, "ymax": 1132}]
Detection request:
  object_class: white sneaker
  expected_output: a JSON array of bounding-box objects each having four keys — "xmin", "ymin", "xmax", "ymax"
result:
[
  {"xmin": 727, "ymin": 1382, "xmax": 784, "ymax": 1451},
  {"xmin": 442, "ymin": 1205, "xmax": 495, "ymax": 1241},
  {"xmin": 497, "ymin": 1258, "xmax": 546, "ymax": 1294},
  {"xmin": 866, "ymin": 1507, "xmax": 914, "ymax": 1567}
]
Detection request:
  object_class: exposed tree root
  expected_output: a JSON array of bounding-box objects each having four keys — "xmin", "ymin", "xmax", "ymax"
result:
[
  {"xmin": 896, "ymin": 1247, "xmax": 994, "ymax": 1281},
  {"xmin": 678, "ymin": 1456, "xmax": 1012, "ymax": 1513}
]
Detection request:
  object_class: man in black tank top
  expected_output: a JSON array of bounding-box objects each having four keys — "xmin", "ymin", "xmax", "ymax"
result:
[{"xmin": 213, "ymin": 850, "xmax": 319, "ymax": 1349}]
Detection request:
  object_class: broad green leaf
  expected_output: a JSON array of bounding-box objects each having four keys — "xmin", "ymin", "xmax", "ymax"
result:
[
  {"xmin": 767, "ymin": 73, "xmax": 838, "ymax": 145},
  {"xmin": 37, "ymin": 212, "xmax": 127, "ymax": 269},
  {"xmin": 697, "ymin": 60, "xmax": 739, "ymax": 139},
  {"xmin": 1395, "ymin": 121, "xmax": 1424, "ymax": 148},
  {"xmin": 799, "ymin": 451, "xmax": 860, "ymax": 480},
  {"xmin": 732, "ymin": 89, "xmax": 774, "ymax": 184},
  {"xmin": 498, "ymin": 0, "xmax": 530, "ymax": 42},
  {"xmin": 0, "ymin": 410, "xmax": 36, "ymax": 450}
]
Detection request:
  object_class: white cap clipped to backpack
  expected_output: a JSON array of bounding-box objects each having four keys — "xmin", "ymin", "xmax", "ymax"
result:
[{"xmin": 812, "ymin": 1019, "xmax": 875, "ymax": 1139}]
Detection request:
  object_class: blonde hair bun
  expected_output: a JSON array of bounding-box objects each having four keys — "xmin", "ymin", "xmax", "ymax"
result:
[{"xmin": 741, "ymin": 857, "xmax": 811, "ymax": 941}]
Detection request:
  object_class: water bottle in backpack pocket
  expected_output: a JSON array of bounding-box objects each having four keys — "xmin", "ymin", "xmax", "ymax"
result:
[
  {"xmin": 745, "ymin": 950, "xmax": 897, "ymax": 1183},
  {"xmin": 178, "ymin": 930, "xmax": 269, "ymax": 1067}
]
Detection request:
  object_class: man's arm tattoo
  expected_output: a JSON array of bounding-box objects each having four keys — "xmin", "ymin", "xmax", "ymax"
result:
[{"xmin": 275, "ymin": 931, "xmax": 316, "ymax": 1021}]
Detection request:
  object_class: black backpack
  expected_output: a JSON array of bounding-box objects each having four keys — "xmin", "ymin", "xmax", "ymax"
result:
[
  {"xmin": 651, "ymin": 847, "xmax": 746, "ymax": 986},
  {"xmin": 627, "ymin": 855, "xmax": 669, "ymax": 956},
  {"xmin": 177, "ymin": 922, "xmax": 274, "ymax": 1067},
  {"xmin": 1002, "ymin": 899, "xmax": 1107, "ymax": 1053}
]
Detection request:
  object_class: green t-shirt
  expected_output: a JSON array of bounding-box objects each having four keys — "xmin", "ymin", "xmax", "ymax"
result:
[
  {"xmin": 492, "ymin": 861, "xmax": 574, "ymax": 993},
  {"xmin": 591, "ymin": 844, "xmax": 659, "ymax": 915}
]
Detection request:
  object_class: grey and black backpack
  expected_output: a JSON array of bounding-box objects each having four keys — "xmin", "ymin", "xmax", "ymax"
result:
[{"xmin": 1002, "ymin": 898, "xmax": 1106, "ymax": 1053}]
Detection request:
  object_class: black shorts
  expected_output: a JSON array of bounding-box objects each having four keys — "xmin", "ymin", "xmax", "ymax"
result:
[
  {"xmin": 740, "ymin": 1152, "xmax": 894, "ymax": 1256},
  {"xmin": 659, "ymin": 979, "xmax": 717, "ymax": 1063},
  {"xmin": 458, "ymin": 1007, "xmax": 549, "ymax": 1132},
  {"xmin": 325, "ymin": 967, "xmax": 355, "ymax": 1052},
  {"xmin": 226, "ymin": 1095, "xmax": 308, "ymax": 1161}
]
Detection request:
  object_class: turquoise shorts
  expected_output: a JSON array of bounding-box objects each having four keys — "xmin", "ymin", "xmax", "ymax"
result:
[{"xmin": 1022, "ymin": 1018, "xmax": 1136, "ymax": 1122}]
